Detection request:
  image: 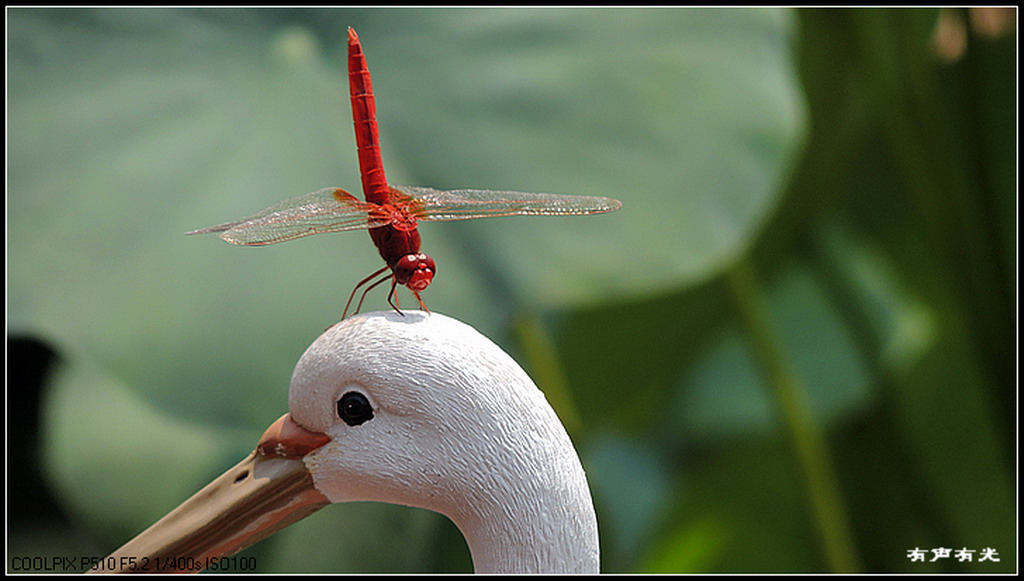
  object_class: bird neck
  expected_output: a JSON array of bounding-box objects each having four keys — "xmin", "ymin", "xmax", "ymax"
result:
[
  {"xmin": 459, "ymin": 491, "xmax": 599, "ymax": 574},
  {"xmin": 444, "ymin": 426, "xmax": 600, "ymax": 573}
]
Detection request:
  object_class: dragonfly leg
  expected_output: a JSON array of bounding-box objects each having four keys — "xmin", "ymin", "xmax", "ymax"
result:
[
  {"xmin": 386, "ymin": 278, "xmax": 404, "ymax": 316},
  {"xmin": 343, "ymin": 265, "xmax": 390, "ymax": 319},
  {"xmin": 412, "ymin": 290, "xmax": 430, "ymax": 314},
  {"xmin": 353, "ymin": 273, "xmax": 394, "ymax": 317}
]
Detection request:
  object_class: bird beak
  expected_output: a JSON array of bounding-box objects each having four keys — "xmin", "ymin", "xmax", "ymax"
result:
[{"xmin": 89, "ymin": 414, "xmax": 332, "ymax": 573}]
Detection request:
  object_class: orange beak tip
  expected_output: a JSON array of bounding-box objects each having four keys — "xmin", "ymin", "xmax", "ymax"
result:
[{"xmin": 257, "ymin": 414, "xmax": 331, "ymax": 459}]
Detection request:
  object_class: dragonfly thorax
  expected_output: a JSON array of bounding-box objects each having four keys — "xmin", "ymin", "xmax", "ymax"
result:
[{"xmin": 394, "ymin": 253, "xmax": 436, "ymax": 292}]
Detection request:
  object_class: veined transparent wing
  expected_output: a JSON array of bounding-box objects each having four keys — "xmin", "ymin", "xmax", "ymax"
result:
[
  {"xmin": 187, "ymin": 188, "xmax": 384, "ymax": 246},
  {"xmin": 392, "ymin": 185, "xmax": 622, "ymax": 221}
]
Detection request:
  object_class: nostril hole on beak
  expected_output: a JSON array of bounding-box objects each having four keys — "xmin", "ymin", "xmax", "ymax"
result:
[{"xmin": 234, "ymin": 469, "xmax": 249, "ymax": 484}]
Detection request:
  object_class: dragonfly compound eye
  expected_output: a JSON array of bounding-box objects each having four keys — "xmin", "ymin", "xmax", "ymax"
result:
[{"xmin": 395, "ymin": 253, "xmax": 436, "ymax": 291}]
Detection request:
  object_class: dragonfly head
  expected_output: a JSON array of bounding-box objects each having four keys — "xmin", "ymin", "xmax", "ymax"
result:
[{"xmin": 394, "ymin": 253, "xmax": 436, "ymax": 292}]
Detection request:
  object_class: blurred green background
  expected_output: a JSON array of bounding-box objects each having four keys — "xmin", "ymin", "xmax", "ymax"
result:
[{"xmin": 7, "ymin": 7, "xmax": 1015, "ymax": 574}]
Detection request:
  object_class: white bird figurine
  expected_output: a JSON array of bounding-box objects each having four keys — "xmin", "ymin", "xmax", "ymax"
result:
[{"xmin": 92, "ymin": 311, "xmax": 599, "ymax": 574}]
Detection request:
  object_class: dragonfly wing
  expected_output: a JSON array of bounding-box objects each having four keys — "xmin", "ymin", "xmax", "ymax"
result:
[
  {"xmin": 392, "ymin": 185, "xmax": 622, "ymax": 221},
  {"xmin": 187, "ymin": 188, "xmax": 385, "ymax": 245}
]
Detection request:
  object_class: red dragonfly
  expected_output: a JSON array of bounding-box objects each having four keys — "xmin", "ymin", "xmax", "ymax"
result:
[{"xmin": 188, "ymin": 28, "xmax": 621, "ymax": 317}]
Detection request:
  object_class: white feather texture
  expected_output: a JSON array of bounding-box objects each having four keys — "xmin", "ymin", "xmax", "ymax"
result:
[{"xmin": 290, "ymin": 311, "xmax": 599, "ymax": 573}]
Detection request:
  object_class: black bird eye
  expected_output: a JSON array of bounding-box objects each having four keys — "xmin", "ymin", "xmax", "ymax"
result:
[{"xmin": 337, "ymin": 391, "xmax": 374, "ymax": 426}]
